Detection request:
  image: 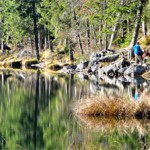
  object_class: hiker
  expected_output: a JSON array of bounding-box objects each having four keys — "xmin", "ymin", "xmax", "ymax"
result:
[
  {"xmin": 133, "ymin": 42, "xmax": 143, "ymax": 65},
  {"xmin": 141, "ymin": 49, "xmax": 150, "ymax": 63}
]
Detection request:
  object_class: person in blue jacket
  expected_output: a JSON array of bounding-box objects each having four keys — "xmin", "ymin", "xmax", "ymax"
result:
[{"xmin": 133, "ymin": 42, "xmax": 143, "ymax": 64}]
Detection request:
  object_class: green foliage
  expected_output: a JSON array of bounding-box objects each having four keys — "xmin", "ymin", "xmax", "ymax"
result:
[{"xmin": 0, "ymin": 0, "xmax": 150, "ymax": 55}]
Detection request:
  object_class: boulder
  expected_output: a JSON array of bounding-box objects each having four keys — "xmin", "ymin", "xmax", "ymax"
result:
[
  {"xmin": 98, "ymin": 64, "xmax": 117, "ymax": 78},
  {"xmin": 117, "ymin": 67, "xmax": 128, "ymax": 76},
  {"xmin": 124, "ymin": 65, "xmax": 146, "ymax": 77},
  {"xmin": 116, "ymin": 58, "xmax": 130, "ymax": 69},
  {"xmin": 90, "ymin": 64, "xmax": 99, "ymax": 74},
  {"xmin": 77, "ymin": 72, "xmax": 89, "ymax": 81},
  {"xmin": 124, "ymin": 76, "xmax": 145, "ymax": 84},
  {"xmin": 90, "ymin": 51, "xmax": 107, "ymax": 64},
  {"xmin": 90, "ymin": 76, "xmax": 101, "ymax": 94},
  {"xmin": 60, "ymin": 64, "xmax": 77, "ymax": 74},
  {"xmin": 98, "ymin": 54, "xmax": 119, "ymax": 62},
  {"xmin": 49, "ymin": 64, "xmax": 63, "ymax": 71},
  {"xmin": 76, "ymin": 60, "xmax": 89, "ymax": 71}
]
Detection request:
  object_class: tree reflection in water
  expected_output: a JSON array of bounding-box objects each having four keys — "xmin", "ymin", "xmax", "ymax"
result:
[{"xmin": 0, "ymin": 70, "xmax": 149, "ymax": 149}]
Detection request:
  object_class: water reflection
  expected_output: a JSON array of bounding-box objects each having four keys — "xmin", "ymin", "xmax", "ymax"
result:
[
  {"xmin": 0, "ymin": 69, "xmax": 150, "ymax": 149},
  {"xmin": 76, "ymin": 74, "xmax": 150, "ymax": 150},
  {"xmin": 0, "ymin": 69, "xmax": 92, "ymax": 149},
  {"xmin": 90, "ymin": 74, "xmax": 150, "ymax": 101},
  {"xmin": 75, "ymin": 115, "xmax": 150, "ymax": 150}
]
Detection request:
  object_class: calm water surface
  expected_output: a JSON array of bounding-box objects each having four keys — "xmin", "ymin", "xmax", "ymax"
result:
[{"xmin": 0, "ymin": 69, "xmax": 150, "ymax": 150}]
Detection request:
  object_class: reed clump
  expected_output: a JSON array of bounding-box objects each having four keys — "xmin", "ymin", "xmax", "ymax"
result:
[{"xmin": 75, "ymin": 95, "xmax": 150, "ymax": 119}]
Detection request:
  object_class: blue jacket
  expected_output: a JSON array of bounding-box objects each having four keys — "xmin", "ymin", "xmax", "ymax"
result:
[{"xmin": 133, "ymin": 44, "xmax": 142, "ymax": 55}]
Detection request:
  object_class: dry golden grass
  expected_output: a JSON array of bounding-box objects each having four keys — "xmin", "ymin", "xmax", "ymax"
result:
[
  {"xmin": 142, "ymin": 71, "xmax": 150, "ymax": 80},
  {"xmin": 75, "ymin": 95, "xmax": 150, "ymax": 119}
]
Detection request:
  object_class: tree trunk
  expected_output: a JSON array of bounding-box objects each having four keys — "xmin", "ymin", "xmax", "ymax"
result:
[
  {"xmin": 104, "ymin": 0, "xmax": 108, "ymax": 50},
  {"xmin": 73, "ymin": 9, "xmax": 83, "ymax": 55},
  {"xmin": 104, "ymin": 33, "xmax": 108, "ymax": 50},
  {"xmin": 44, "ymin": 28, "xmax": 47, "ymax": 50},
  {"xmin": 99, "ymin": 22, "xmax": 103, "ymax": 51},
  {"xmin": 129, "ymin": 0, "xmax": 143, "ymax": 59},
  {"xmin": 92, "ymin": 24, "xmax": 99, "ymax": 51},
  {"xmin": 77, "ymin": 33, "xmax": 83, "ymax": 55},
  {"xmin": 48, "ymin": 32, "xmax": 53, "ymax": 53},
  {"xmin": 30, "ymin": 36, "xmax": 34, "ymax": 52},
  {"xmin": 108, "ymin": 23, "xmax": 119, "ymax": 49},
  {"xmin": 32, "ymin": 0, "xmax": 40, "ymax": 60},
  {"xmin": 38, "ymin": 29, "xmax": 44, "ymax": 51},
  {"xmin": 38, "ymin": 32, "xmax": 41, "ymax": 51},
  {"xmin": 86, "ymin": 19, "xmax": 90, "ymax": 53},
  {"xmin": 122, "ymin": 20, "xmax": 127, "ymax": 37},
  {"xmin": 127, "ymin": 19, "xmax": 131, "ymax": 34},
  {"xmin": 40, "ymin": 27, "xmax": 44, "ymax": 50},
  {"xmin": 142, "ymin": 20, "xmax": 147, "ymax": 36},
  {"xmin": 68, "ymin": 39, "xmax": 74, "ymax": 61},
  {"xmin": 1, "ymin": 39, "xmax": 4, "ymax": 53},
  {"xmin": 108, "ymin": 0, "xmax": 125, "ymax": 49}
]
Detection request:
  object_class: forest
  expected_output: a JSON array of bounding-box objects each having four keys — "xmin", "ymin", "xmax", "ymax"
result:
[
  {"xmin": 1, "ymin": 1, "xmax": 150, "ymax": 149},
  {"xmin": 0, "ymin": 0, "xmax": 150, "ymax": 62}
]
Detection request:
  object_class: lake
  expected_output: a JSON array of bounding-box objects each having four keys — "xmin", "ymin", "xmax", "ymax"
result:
[{"xmin": 0, "ymin": 69, "xmax": 150, "ymax": 150}]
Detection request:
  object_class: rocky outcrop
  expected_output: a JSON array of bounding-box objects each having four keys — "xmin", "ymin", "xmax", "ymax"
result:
[{"xmin": 57, "ymin": 49, "xmax": 149, "ymax": 81}]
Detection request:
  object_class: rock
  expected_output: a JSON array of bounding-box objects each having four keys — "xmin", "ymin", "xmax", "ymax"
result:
[
  {"xmin": 106, "ymin": 49, "xmax": 116, "ymax": 54},
  {"xmin": 124, "ymin": 65, "xmax": 146, "ymax": 77},
  {"xmin": 117, "ymin": 67, "xmax": 128, "ymax": 76},
  {"xmin": 146, "ymin": 64, "xmax": 150, "ymax": 71},
  {"xmin": 67, "ymin": 64, "xmax": 77, "ymax": 70},
  {"xmin": 116, "ymin": 58, "xmax": 130, "ymax": 69},
  {"xmin": 4, "ymin": 44, "xmax": 11, "ymax": 51},
  {"xmin": 90, "ymin": 52, "xmax": 101, "ymax": 64},
  {"xmin": 76, "ymin": 60, "xmax": 89, "ymax": 71},
  {"xmin": 107, "ymin": 69, "xmax": 116, "ymax": 78},
  {"xmin": 90, "ymin": 51, "xmax": 107, "ymax": 64},
  {"xmin": 87, "ymin": 68, "xmax": 92, "ymax": 74},
  {"xmin": 0, "ymin": 44, "xmax": 11, "ymax": 51},
  {"xmin": 9, "ymin": 61, "xmax": 22, "ymax": 69},
  {"xmin": 98, "ymin": 54, "xmax": 119, "ymax": 62},
  {"xmin": 77, "ymin": 72, "xmax": 89, "ymax": 81},
  {"xmin": 98, "ymin": 63, "xmax": 117, "ymax": 78},
  {"xmin": 90, "ymin": 75, "xmax": 101, "ymax": 94},
  {"xmin": 23, "ymin": 60, "xmax": 39, "ymax": 68},
  {"xmin": 118, "ymin": 76, "xmax": 130, "ymax": 83},
  {"xmin": 49, "ymin": 64, "xmax": 63, "ymax": 71},
  {"xmin": 31, "ymin": 62, "xmax": 46, "ymax": 68},
  {"xmin": 90, "ymin": 64, "xmax": 99, "ymax": 74},
  {"xmin": 124, "ymin": 76, "xmax": 145, "ymax": 84},
  {"xmin": 59, "ymin": 64, "xmax": 77, "ymax": 74}
]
